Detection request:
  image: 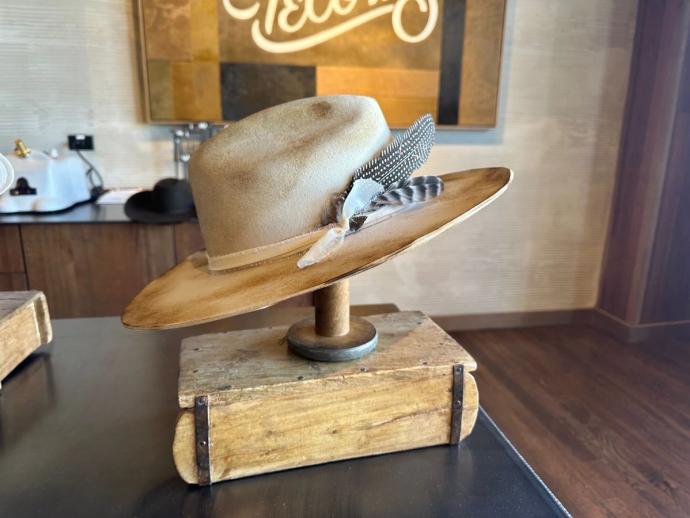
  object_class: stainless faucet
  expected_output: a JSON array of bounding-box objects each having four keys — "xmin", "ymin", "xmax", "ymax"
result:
[{"xmin": 172, "ymin": 123, "xmax": 223, "ymax": 180}]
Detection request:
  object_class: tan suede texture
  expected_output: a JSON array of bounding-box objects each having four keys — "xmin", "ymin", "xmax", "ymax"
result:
[{"xmin": 189, "ymin": 96, "xmax": 391, "ymax": 258}]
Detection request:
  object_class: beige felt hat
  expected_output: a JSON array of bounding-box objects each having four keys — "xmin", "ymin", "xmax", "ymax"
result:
[{"xmin": 123, "ymin": 96, "xmax": 512, "ymax": 329}]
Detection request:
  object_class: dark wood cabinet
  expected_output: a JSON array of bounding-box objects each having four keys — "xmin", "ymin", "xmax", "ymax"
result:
[
  {"xmin": 0, "ymin": 225, "xmax": 27, "ymax": 290},
  {"xmin": 0, "ymin": 221, "xmax": 312, "ymax": 318},
  {"xmin": 0, "ymin": 274, "xmax": 28, "ymax": 291},
  {"xmin": 173, "ymin": 222, "xmax": 206, "ymax": 261},
  {"xmin": 21, "ymin": 224, "xmax": 176, "ymax": 318}
]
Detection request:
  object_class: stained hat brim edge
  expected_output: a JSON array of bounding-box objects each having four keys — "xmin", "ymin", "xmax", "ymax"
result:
[{"xmin": 122, "ymin": 167, "xmax": 513, "ymax": 329}]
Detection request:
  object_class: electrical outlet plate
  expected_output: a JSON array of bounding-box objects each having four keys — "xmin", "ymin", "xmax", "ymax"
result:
[{"xmin": 68, "ymin": 134, "xmax": 94, "ymax": 151}]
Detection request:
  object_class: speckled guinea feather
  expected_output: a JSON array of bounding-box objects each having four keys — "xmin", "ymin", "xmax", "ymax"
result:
[{"xmin": 351, "ymin": 114, "xmax": 435, "ymax": 188}]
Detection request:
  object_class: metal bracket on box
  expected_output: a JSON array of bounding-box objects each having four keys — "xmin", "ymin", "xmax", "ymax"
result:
[
  {"xmin": 194, "ymin": 395, "xmax": 212, "ymax": 485},
  {"xmin": 449, "ymin": 364, "xmax": 464, "ymax": 445}
]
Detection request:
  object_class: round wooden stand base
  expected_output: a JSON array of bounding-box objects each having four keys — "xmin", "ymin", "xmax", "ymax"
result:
[{"xmin": 287, "ymin": 316, "xmax": 378, "ymax": 362}]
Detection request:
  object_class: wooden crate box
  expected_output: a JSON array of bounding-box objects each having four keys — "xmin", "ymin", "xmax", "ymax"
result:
[{"xmin": 172, "ymin": 311, "xmax": 479, "ymax": 484}]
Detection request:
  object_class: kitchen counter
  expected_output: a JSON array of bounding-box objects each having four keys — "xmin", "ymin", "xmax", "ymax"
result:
[{"xmin": 0, "ymin": 201, "xmax": 130, "ymax": 224}]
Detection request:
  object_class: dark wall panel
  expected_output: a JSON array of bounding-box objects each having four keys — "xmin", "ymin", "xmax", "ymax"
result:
[{"xmin": 221, "ymin": 63, "xmax": 316, "ymax": 120}]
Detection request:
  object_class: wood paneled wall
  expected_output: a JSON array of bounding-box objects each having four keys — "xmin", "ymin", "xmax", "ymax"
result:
[
  {"xmin": 598, "ymin": 0, "xmax": 690, "ymax": 327},
  {"xmin": 0, "ymin": 0, "xmax": 638, "ymax": 317}
]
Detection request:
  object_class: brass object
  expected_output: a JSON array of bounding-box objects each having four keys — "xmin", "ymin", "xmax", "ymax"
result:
[{"xmin": 14, "ymin": 139, "xmax": 31, "ymax": 158}]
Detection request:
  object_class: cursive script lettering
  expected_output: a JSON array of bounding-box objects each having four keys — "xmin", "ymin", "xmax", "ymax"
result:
[{"xmin": 222, "ymin": 0, "xmax": 438, "ymax": 53}]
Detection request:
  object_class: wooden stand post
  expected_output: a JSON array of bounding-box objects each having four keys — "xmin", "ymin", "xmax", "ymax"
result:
[
  {"xmin": 287, "ymin": 281, "xmax": 378, "ymax": 361},
  {"xmin": 315, "ymin": 280, "xmax": 350, "ymax": 336}
]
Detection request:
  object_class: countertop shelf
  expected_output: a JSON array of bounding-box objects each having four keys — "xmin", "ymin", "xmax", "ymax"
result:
[{"xmin": 0, "ymin": 202, "xmax": 131, "ymax": 224}]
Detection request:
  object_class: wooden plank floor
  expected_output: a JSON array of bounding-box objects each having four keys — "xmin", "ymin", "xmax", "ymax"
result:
[{"xmin": 451, "ymin": 325, "xmax": 690, "ymax": 518}]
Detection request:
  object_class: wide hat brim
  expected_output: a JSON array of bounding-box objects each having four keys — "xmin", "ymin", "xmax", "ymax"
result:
[
  {"xmin": 122, "ymin": 167, "xmax": 512, "ymax": 329},
  {"xmin": 124, "ymin": 191, "xmax": 196, "ymax": 224}
]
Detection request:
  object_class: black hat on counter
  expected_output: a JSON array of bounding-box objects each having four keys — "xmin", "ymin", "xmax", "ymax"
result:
[{"xmin": 125, "ymin": 178, "xmax": 196, "ymax": 224}]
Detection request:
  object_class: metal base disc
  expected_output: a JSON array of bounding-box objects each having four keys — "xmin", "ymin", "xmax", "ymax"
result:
[{"xmin": 287, "ymin": 316, "xmax": 378, "ymax": 362}]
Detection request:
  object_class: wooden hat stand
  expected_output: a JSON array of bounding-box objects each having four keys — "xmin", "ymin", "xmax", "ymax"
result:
[
  {"xmin": 287, "ymin": 280, "xmax": 378, "ymax": 362},
  {"xmin": 0, "ymin": 291, "xmax": 52, "ymax": 390},
  {"xmin": 173, "ymin": 281, "xmax": 479, "ymax": 485}
]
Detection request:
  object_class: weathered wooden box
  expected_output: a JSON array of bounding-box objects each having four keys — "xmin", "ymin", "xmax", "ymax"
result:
[
  {"xmin": 0, "ymin": 291, "xmax": 52, "ymax": 387},
  {"xmin": 173, "ymin": 311, "xmax": 478, "ymax": 485}
]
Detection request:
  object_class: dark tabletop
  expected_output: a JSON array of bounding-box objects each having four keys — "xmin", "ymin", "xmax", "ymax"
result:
[
  {"xmin": 0, "ymin": 314, "xmax": 569, "ymax": 518},
  {"xmin": 0, "ymin": 201, "xmax": 130, "ymax": 224}
]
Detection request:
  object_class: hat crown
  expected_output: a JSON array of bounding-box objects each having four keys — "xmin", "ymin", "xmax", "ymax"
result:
[{"xmin": 189, "ymin": 96, "xmax": 391, "ymax": 261}]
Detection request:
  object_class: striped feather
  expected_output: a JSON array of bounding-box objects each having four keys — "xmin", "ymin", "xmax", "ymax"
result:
[{"xmin": 370, "ymin": 176, "xmax": 444, "ymax": 209}]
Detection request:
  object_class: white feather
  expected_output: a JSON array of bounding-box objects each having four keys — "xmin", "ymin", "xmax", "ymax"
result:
[
  {"xmin": 298, "ymin": 179, "xmax": 383, "ymax": 268},
  {"xmin": 340, "ymin": 179, "xmax": 384, "ymax": 224},
  {"xmin": 297, "ymin": 227, "xmax": 346, "ymax": 268}
]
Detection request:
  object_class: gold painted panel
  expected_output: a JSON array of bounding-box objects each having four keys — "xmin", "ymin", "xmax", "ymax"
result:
[{"xmin": 139, "ymin": 0, "xmax": 506, "ymax": 127}]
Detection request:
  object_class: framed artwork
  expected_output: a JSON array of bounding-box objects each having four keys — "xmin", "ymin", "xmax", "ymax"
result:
[{"xmin": 138, "ymin": 0, "xmax": 506, "ymax": 128}]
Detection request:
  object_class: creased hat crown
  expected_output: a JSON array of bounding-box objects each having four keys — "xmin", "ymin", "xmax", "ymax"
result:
[{"xmin": 189, "ymin": 96, "xmax": 391, "ymax": 262}]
